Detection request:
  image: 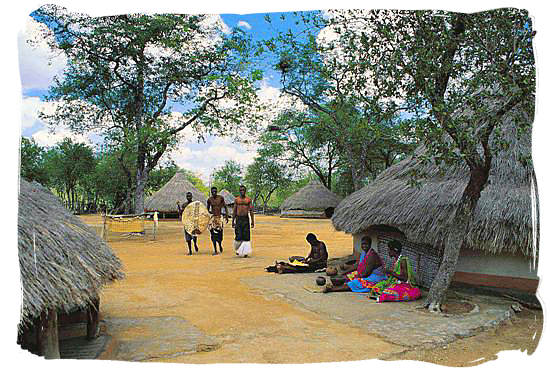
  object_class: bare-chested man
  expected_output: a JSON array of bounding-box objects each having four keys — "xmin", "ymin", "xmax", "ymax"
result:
[
  {"xmin": 232, "ymin": 185, "xmax": 254, "ymax": 257},
  {"xmin": 177, "ymin": 191, "xmax": 198, "ymax": 255},
  {"xmin": 207, "ymin": 186, "xmax": 229, "ymax": 255}
]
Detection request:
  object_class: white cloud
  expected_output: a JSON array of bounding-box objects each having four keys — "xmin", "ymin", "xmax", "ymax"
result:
[
  {"xmin": 21, "ymin": 96, "xmax": 44, "ymax": 130},
  {"xmin": 32, "ymin": 126, "xmax": 92, "ymax": 147},
  {"xmin": 169, "ymin": 134, "xmax": 258, "ymax": 182},
  {"xmin": 237, "ymin": 20, "xmax": 252, "ymax": 30},
  {"xmin": 21, "ymin": 96, "xmax": 96, "ymax": 147},
  {"xmin": 18, "ymin": 17, "xmax": 66, "ymax": 91},
  {"xmin": 201, "ymin": 14, "xmax": 231, "ymax": 35},
  {"xmin": 255, "ymin": 79, "xmax": 306, "ymax": 129}
]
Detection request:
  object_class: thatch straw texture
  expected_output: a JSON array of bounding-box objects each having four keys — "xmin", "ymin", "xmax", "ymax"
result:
[
  {"xmin": 145, "ymin": 172, "xmax": 207, "ymax": 212},
  {"xmin": 281, "ymin": 179, "xmax": 342, "ymax": 215},
  {"xmin": 219, "ymin": 189, "xmax": 235, "ymax": 205},
  {"xmin": 332, "ymin": 104, "xmax": 536, "ymax": 257},
  {"xmin": 18, "ymin": 179, "xmax": 124, "ymax": 328}
]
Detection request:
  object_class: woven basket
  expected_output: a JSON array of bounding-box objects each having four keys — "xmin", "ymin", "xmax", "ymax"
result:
[{"xmin": 182, "ymin": 201, "xmax": 211, "ymax": 235}]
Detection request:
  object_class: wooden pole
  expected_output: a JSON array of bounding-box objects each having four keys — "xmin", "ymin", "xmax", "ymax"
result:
[
  {"xmin": 38, "ymin": 308, "xmax": 60, "ymax": 359},
  {"xmin": 86, "ymin": 297, "xmax": 100, "ymax": 340},
  {"xmin": 101, "ymin": 212, "xmax": 107, "ymax": 241}
]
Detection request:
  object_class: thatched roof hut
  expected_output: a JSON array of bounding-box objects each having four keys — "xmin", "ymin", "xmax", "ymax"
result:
[
  {"xmin": 144, "ymin": 172, "xmax": 207, "ymax": 213},
  {"xmin": 18, "ymin": 179, "xmax": 124, "ymax": 356},
  {"xmin": 219, "ymin": 189, "xmax": 235, "ymax": 205},
  {"xmin": 281, "ymin": 179, "xmax": 342, "ymax": 218},
  {"xmin": 332, "ymin": 113, "xmax": 534, "ymax": 256},
  {"xmin": 331, "ymin": 99, "xmax": 537, "ymax": 291}
]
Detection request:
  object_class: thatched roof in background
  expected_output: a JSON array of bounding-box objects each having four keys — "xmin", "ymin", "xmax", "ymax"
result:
[
  {"xmin": 281, "ymin": 179, "xmax": 342, "ymax": 211},
  {"xmin": 18, "ymin": 179, "xmax": 124, "ymax": 327},
  {"xmin": 219, "ymin": 189, "xmax": 235, "ymax": 205},
  {"xmin": 145, "ymin": 172, "xmax": 207, "ymax": 212},
  {"xmin": 332, "ymin": 102, "xmax": 536, "ymax": 257}
]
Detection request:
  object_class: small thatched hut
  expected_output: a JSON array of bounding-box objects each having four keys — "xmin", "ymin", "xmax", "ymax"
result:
[
  {"xmin": 281, "ymin": 179, "xmax": 342, "ymax": 218},
  {"xmin": 332, "ymin": 101, "xmax": 538, "ymax": 293},
  {"xmin": 144, "ymin": 172, "xmax": 207, "ymax": 218},
  {"xmin": 219, "ymin": 189, "xmax": 235, "ymax": 217},
  {"xmin": 18, "ymin": 179, "xmax": 124, "ymax": 358},
  {"xmin": 219, "ymin": 189, "xmax": 235, "ymax": 206}
]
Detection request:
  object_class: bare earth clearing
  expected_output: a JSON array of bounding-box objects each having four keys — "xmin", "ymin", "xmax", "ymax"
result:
[{"xmin": 80, "ymin": 214, "xmax": 542, "ymax": 365}]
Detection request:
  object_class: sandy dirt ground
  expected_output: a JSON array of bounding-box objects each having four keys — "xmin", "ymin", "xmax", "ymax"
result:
[{"xmin": 81, "ymin": 214, "xmax": 542, "ymax": 365}]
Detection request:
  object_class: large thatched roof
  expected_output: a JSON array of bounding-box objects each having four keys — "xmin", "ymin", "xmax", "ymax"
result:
[
  {"xmin": 219, "ymin": 189, "xmax": 235, "ymax": 205},
  {"xmin": 332, "ymin": 102, "xmax": 536, "ymax": 257},
  {"xmin": 18, "ymin": 179, "xmax": 124, "ymax": 328},
  {"xmin": 281, "ymin": 179, "xmax": 342, "ymax": 211},
  {"xmin": 145, "ymin": 172, "xmax": 207, "ymax": 212}
]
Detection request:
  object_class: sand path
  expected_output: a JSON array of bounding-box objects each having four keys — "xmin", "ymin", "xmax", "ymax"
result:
[{"xmin": 85, "ymin": 215, "xmax": 403, "ymax": 363}]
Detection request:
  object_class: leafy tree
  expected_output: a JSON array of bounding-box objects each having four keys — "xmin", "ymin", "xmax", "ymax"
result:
[
  {"xmin": 34, "ymin": 5, "xmax": 263, "ymax": 213},
  {"xmin": 42, "ymin": 138, "xmax": 96, "ymax": 211},
  {"xmin": 212, "ymin": 160, "xmax": 243, "ymax": 195},
  {"xmin": 264, "ymin": 14, "xmax": 413, "ymax": 190},
  {"xmin": 322, "ymin": 9, "xmax": 535, "ymax": 310},
  {"xmin": 20, "ymin": 137, "xmax": 48, "ymax": 185},
  {"xmin": 265, "ymin": 112, "xmax": 339, "ymax": 190},
  {"xmin": 93, "ymin": 150, "xmax": 131, "ymax": 212},
  {"xmin": 244, "ymin": 149, "xmax": 292, "ymax": 211}
]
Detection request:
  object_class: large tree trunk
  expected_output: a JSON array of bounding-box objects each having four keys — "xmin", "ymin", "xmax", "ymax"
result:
[
  {"xmin": 424, "ymin": 165, "xmax": 489, "ymax": 311},
  {"xmin": 135, "ymin": 165, "xmax": 149, "ymax": 214}
]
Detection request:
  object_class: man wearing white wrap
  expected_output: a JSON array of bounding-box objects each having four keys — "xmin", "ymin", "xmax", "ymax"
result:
[{"xmin": 232, "ymin": 185, "xmax": 254, "ymax": 257}]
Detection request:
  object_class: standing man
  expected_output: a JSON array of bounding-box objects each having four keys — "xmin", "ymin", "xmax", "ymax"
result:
[
  {"xmin": 207, "ymin": 186, "xmax": 229, "ymax": 255},
  {"xmin": 232, "ymin": 185, "xmax": 254, "ymax": 257},
  {"xmin": 177, "ymin": 191, "xmax": 199, "ymax": 255}
]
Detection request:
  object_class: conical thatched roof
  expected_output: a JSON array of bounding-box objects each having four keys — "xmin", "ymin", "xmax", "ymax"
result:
[
  {"xmin": 219, "ymin": 189, "xmax": 235, "ymax": 205},
  {"xmin": 281, "ymin": 179, "xmax": 342, "ymax": 211},
  {"xmin": 145, "ymin": 172, "xmax": 207, "ymax": 212},
  {"xmin": 18, "ymin": 179, "xmax": 124, "ymax": 328},
  {"xmin": 332, "ymin": 101, "xmax": 536, "ymax": 257}
]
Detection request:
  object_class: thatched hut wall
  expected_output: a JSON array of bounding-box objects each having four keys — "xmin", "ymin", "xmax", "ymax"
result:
[
  {"xmin": 18, "ymin": 179, "xmax": 124, "ymax": 355},
  {"xmin": 281, "ymin": 179, "xmax": 342, "ymax": 218},
  {"xmin": 144, "ymin": 172, "xmax": 207, "ymax": 214}
]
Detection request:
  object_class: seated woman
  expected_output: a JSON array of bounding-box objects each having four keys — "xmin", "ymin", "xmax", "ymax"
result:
[
  {"xmin": 323, "ymin": 236, "xmax": 387, "ymax": 293},
  {"xmin": 273, "ymin": 233, "xmax": 328, "ymax": 274},
  {"xmin": 369, "ymin": 240, "xmax": 422, "ymax": 302}
]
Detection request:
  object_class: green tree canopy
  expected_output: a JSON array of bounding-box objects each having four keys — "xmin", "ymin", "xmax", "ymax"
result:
[
  {"xmin": 20, "ymin": 137, "xmax": 48, "ymax": 185},
  {"xmin": 212, "ymin": 160, "xmax": 243, "ymax": 195}
]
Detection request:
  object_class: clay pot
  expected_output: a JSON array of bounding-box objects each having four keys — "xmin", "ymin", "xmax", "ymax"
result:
[{"xmin": 316, "ymin": 276, "xmax": 326, "ymax": 286}]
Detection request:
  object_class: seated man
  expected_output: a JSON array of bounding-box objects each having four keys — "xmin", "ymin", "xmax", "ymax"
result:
[
  {"xmin": 271, "ymin": 233, "xmax": 328, "ymax": 274},
  {"xmin": 323, "ymin": 236, "xmax": 387, "ymax": 293}
]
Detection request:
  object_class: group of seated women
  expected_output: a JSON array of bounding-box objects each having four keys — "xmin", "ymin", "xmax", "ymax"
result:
[
  {"xmin": 323, "ymin": 236, "xmax": 422, "ymax": 302},
  {"xmin": 266, "ymin": 234, "xmax": 422, "ymax": 303}
]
